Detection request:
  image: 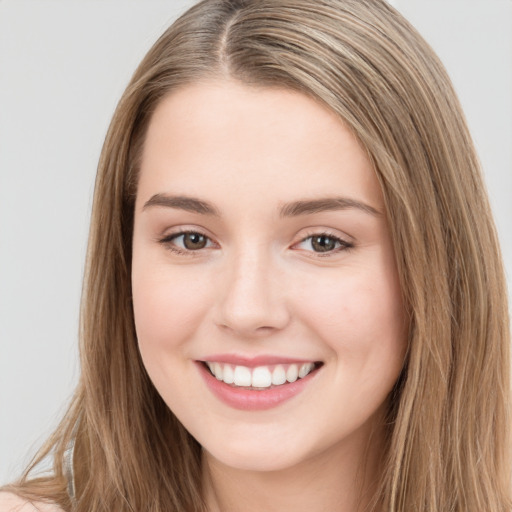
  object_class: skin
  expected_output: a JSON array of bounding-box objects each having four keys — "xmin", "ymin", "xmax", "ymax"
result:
[{"xmin": 132, "ymin": 80, "xmax": 407, "ymax": 512}]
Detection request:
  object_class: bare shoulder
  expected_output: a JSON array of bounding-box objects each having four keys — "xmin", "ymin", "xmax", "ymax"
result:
[{"xmin": 0, "ymin": 492, "xmax": 64, "ymax": 512}]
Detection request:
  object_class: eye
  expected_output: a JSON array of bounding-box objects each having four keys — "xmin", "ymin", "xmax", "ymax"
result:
[
  {"xmin": 160, "ymin": 231, "xmax": 214, "ymax": 253},
  {"xmin": 295, "ymin": 233, "xmax": 353, "ymax": 254}
]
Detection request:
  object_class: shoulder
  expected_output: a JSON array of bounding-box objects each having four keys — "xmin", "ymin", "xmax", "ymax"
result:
[{"xmin": 0, "ymin": 492, "xmax": 64, "ymax": 512}]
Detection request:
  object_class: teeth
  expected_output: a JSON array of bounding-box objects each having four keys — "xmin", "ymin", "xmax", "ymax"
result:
[
  {"xmin": 286, "ymin": 364, "xmax": 298, "ymax": 383},
  {"xmin": 223, "ymin": 364, "xmax": 234, "ymax": 384},
  {"xmin": 206, "ymin": 361, "xmax": 317, "ymax": 388},
  {"xmin": 299, "ymin": 362, "xmax": 315, "ymax": 379},
  {"xmin": 252, "ymin": 366, "xmax": 272, "ymax": 388},
  {"xmin": 213, "ymin": 362, "xmax": 223, "ymax": 380},
  {"xmin": 233, "ymin": 365, "xmax": 252, "ymax": 387},
  {"xmin": 272, "ymin": 365, "xmax": 287, "ymax": 385}
]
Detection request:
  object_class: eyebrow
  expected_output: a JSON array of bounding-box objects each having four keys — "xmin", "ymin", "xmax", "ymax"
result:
[
  {"xmin": 279, "ymin": 197, "xmax": 381, "ymax": 217},
  {"xmin": 142, "ymin": 193, "xmax": 381, "ymax": 217},
  {"xmin": 143, "ymin": 194, "xmax": 220, "ymax": 215}
]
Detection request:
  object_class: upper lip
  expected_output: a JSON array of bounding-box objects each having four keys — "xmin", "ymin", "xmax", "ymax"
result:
[{"xmin": 198, "ymin": 354, "xmax": 321, "ymax": 367}]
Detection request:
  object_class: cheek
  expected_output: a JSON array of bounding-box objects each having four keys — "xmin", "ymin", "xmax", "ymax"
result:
[
  {"xmin": 131, "ymin": 262, "xmax": 217, "ymax": 415},
  {"xmin": 295, "ymin": 261, "xmax": 406, "ymax": 375},
  {"xmin": 131, "ymin": 263, "xmax": 212, "ymax": 358}
]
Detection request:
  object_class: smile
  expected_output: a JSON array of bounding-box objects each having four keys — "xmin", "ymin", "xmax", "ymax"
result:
[
  {"xmin": 204, "ymin": 361, "xmax": 317, "ymax": 389},
  {"xmin": 197, "ymin": 358, "xmax": 323, "ymax": 410}
]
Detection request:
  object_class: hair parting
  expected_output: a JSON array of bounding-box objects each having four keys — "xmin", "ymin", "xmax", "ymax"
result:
[{"xmin": 4, "ymin": 1, "xmax": 510, "ymax": 511}]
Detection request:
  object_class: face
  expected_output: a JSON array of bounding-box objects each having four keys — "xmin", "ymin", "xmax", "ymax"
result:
[{"xmin": 132, "ymin": 80, "xmax": 406, "ymax": 473}]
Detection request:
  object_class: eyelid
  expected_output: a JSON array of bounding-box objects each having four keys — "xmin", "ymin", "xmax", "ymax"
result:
[
  {"xmin": 291, "ymin": 229, "xmax": 354, "ymax": 256},
  {"xmin": 158, "ymin": 228, "xmax": 218, "ymax": 255},
  {"xmin": 156, "ymin": 226, "xmax": 353, "ymax": 257},
  {"xmin": 157, "ymin": 223, "xmax": 216, "ymax": 242}
]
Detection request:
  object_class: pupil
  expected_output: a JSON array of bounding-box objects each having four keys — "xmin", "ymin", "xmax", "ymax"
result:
[
  {"xmin": 312, "ymin": 235, "xmax": 336, "ymax": 252},
  {"xmin": 184, "ymin": 233, "xmax": 207, "ymax": 250}
]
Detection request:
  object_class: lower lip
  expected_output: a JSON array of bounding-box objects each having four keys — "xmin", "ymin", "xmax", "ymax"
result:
[{"xmin": 196, "ymin": 362, "xmax": 319, "ymax": 411}]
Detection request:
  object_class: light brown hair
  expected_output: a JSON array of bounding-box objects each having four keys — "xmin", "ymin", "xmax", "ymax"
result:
[{"xmin": 6, "ymin": 0, "xmax": 510, "ymax": 510}]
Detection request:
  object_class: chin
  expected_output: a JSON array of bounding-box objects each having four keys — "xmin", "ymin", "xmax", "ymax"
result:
[{"xmin": 202, "ymin": 439, "xmax": 301, "ymax": 473}]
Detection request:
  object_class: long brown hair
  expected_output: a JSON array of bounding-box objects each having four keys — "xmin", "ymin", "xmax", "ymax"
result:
[{"xmin": 6, "ymin": 1, "xmax": 510, "ymax": 510}]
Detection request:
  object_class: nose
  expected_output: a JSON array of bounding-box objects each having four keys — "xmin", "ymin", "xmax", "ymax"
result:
[{"xmin": 214, "ymin": 247, "xmax": 291, "ymax": 337}]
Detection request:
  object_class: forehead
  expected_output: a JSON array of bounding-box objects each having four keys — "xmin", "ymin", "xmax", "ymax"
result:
[{"xmin": 137, "ymin": 79, "xmax": 383, "ymax": 213}]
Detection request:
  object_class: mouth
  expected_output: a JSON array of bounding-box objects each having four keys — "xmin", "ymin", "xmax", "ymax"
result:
[
  {"xmin": 201, "ymin": 360, "xmax": 323, "ymax": 390},
  {"xmin": 196, "ymin": 358, "xmax": 323, "ymax": 410}
]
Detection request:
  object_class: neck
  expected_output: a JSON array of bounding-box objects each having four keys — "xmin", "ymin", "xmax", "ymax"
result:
[{"xmin": 202, "ymin": 421, "xmax": 385, "ymax": 512}]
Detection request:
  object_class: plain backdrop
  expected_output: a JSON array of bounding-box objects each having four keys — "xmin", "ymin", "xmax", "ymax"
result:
[{"xmin": 1, "ymin": 0, "xmax": 511, "ymax": 485}]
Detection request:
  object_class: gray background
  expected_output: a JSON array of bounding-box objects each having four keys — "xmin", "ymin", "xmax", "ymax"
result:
[{"xmin": 1, "ymin": 0, "xmax": 511, "ymax": 484}]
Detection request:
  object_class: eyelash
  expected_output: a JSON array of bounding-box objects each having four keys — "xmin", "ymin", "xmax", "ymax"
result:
[
  {"xmin": 294, "ymin": 231, "xmax": 354, "ymax": 256},
  {"xmin": 158, "ymin": 230, "xmax": 354, "ymax": 257},
  {"xmin": 158, "ymin": 230, "xmax": 215, "ymax": 256}
]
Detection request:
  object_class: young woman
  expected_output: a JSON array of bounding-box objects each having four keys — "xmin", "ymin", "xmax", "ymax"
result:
[{"xmin": 1, "ymin": 0, "xmax": 510, "ymax": 511}]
